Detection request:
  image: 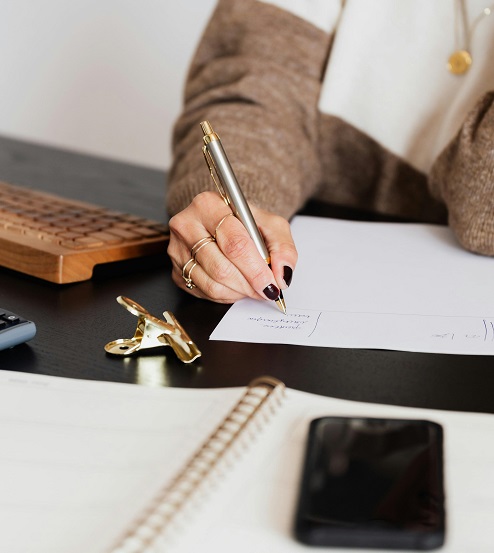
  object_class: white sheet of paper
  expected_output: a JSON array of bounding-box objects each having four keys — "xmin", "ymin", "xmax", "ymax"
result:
[
  {"xmin": 1, "ymin": 370, "xmax": 493, "ymax": 552},
  {"xmin": 210, "ymin": 216, "xmax": 494, "ymax": 354}
]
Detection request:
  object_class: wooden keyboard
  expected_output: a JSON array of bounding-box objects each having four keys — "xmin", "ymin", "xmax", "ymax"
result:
[{"xmin": 0, "ymin": 181, "xmax": 169, "ymax": 283}]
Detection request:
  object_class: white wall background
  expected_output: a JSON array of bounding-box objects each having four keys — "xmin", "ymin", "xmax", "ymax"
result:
[{"xmin": 0, "ymin": 1, "xmax": 217, "ymax": 169}]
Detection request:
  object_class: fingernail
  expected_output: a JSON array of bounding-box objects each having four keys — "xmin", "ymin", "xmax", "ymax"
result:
[
  {"xmin": 263, "ymin": 284, "xmax": 280, "ymax": 301},
  {"xmin": 283, "ymin": 266, "xmax": 293, "ymax": 287}
]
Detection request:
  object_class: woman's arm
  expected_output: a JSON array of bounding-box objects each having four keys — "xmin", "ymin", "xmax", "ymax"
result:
[
  {"xmin": 166, "ymin": 0, "xmax": 334, "ymax": 304},
  {"xmin": 429, "ymin": 91, "xmax": 494, "ymax": 255},
  {"xmin": 167, "ymin": 0, "xmax": 333, "ymax": 219}
]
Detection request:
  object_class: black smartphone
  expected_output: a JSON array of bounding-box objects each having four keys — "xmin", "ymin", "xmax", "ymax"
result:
[{"xmin": 294, "ymin": 417, "xmax": 445, "ymax": 550}]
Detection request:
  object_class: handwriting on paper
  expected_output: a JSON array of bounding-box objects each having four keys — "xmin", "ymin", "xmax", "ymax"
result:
[
  {"xmin": 430, "ymin": 319, "xmax": 494, "ymax": 343},
  {"xmin": 247, "ymin": 311, "xmax": 322, "ymax": 337},
  {"xmin": 211, "ymin": 298, "xmax": 494, "ymax": 355}
]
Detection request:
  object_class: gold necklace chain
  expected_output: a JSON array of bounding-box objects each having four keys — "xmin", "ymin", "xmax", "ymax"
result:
[{"xmin": 448, "ymin": 0, "xmax": 494, "ymax": 75}]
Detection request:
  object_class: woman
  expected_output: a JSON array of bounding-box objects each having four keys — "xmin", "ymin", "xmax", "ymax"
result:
[{"xmin": 166, "ymin": 0, "xmax": 494, "ymax": 306}]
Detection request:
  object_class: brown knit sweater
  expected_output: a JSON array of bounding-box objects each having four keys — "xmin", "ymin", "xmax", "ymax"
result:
[{"xmin": 167, "ymin": 0, "xmax": 494, "ymax": 255}]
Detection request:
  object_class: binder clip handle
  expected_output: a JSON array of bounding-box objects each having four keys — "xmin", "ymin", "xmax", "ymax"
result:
[{"xmin": 104, "ymin": 296, "xmax": 201, "ymax": 363}]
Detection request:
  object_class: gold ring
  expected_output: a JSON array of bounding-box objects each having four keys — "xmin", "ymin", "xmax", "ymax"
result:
[
  {"xmin": 191, "ymin": 236, "xmax": 213, "ymax": 253},
  {"xmin": 181, "ymin": 258, "xmax": 197, "ymax": 289},
  {"xmin": 188, "ymin": 261, "xmax": 198, "ymax": 282},
  {"xmin": 214, "ymin": 212, "xmax": 234, "ymax": 240},
  {"xmin": 191, "ymin": 236, "xmax": 216, "ymax": 259}
]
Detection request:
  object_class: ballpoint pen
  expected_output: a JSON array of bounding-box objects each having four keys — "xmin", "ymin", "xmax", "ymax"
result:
[{"xmin": 200, "ymin": 120, "xmax": 287, "ymax": 314}]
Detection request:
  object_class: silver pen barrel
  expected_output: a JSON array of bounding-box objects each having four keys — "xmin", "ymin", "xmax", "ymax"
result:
[
  {"xmin": 207, "ymin": 140, "xmax": 270, "ymax": 263},
  {"xmin": 201, "ymin": 123, "xmax": 270, "ymax": 262},
  {"xmin": 201, "ymin": 121, "xmax": 286, "ymax": 314}
]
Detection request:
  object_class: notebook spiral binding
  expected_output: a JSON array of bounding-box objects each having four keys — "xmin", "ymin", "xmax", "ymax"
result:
[{"xmin": 109, "ymin": 376, "xmax": 286, "ymax": 553}]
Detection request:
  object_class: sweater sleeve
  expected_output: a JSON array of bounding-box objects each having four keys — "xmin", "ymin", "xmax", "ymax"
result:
[
  {"xmin": 429, "ymin": 91, "xmax": 494, "ymax": 256},
  {"xmin": 166, "ymin": 0, "xmax": 333, "ymax": 219}
]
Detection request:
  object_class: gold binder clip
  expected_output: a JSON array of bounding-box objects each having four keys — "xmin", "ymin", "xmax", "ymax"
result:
[{"xmin": 104, "ymin": 296, "xmax": 201, "ymax": 363}]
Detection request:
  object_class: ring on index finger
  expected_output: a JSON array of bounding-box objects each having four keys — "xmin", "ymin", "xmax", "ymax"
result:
[{"xmin": 214, "ymin": 212, "xmax": 234, "ymax": 241}]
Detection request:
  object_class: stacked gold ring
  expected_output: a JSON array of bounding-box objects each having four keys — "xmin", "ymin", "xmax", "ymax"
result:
[
  {"xmin": 181, "ymin": 258, "xmax": 197, "ymax": 289},
  {"xmin": 191, "ymin": 235, "xmax": 216, "ymax": 260},
  {"xmin": 182, "ymin": 213, "xmax": 234, "ymax": 291}
]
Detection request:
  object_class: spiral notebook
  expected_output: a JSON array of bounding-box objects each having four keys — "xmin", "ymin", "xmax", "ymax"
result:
[
  {"xmin": 109, "ymin": 375, "xmax": 286, "ymax": 553},
  {"xmin": 1, "ymin": 370, "xmax": 493, "ymax": 553}
]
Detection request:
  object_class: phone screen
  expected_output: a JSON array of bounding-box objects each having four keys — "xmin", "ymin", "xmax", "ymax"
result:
[{"xmin": 294, "ymin": 417, "xmax": 445, "ymax": 550}]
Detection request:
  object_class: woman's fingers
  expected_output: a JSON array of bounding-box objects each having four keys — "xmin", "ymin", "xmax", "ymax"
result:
[
  {"xmin": 208, "ymin": 209, "xmax": 283, "ymax": 301},
  {"xmin": 253, "ymin": 206, "xmax": 298, "ymax": 291},
  {"xmin": 170, "ymin": 255, "xmax": 247, "ymax": 303},
  {"xmin": 168, "ymin": 191, "xmax": 296, "ymax": 304},
  {"xmin": 168, "ymin": 192, "xmax": 259, "ymax": 301}
]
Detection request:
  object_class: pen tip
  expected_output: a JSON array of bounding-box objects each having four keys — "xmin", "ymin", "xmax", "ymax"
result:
[{"xmin": 276, "ymin": 296, "xmax": 287, "ymax": 315}]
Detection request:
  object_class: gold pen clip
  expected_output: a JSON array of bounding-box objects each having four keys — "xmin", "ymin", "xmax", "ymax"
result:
[
  {"xmin": 104, "ymin": 296, "xmax": 201, "ymax": 363},
  {"xmin": 202, "ymin": 146, "xmax": 230, "ymax": 208}
]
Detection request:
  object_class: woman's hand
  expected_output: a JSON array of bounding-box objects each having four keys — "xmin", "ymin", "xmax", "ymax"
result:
[{"xmin": 168, "ymin": 191, "xmax": 297, "ymax": 304}]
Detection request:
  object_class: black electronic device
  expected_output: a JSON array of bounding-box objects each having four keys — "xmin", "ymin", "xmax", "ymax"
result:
[{"xmin": 294, "ymin": 417, "xmax": 445, "ymax": 550}]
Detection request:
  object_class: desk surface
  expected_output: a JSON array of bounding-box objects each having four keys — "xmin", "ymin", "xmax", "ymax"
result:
[{"xmin": 1, "ymin": 135, "xmax": 493, "ymax": 414}]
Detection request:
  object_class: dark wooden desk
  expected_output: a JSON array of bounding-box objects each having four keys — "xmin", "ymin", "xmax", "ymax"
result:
[{"xmin": 1, "ymin": 135, "xmax": 493, "ymax": 413}]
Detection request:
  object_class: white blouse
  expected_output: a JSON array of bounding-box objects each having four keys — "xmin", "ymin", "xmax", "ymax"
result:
[{"xmin": 262, "ymin": 0, "xmax": 494, "ymax": 172}]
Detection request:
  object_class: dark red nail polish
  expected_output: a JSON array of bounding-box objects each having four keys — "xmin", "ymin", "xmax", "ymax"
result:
[
  {"xmin": 283, "ymin": 266, "xmax": 293, "ymax": 287},
  {"xmin": 263, "ymin": 284, "xmax": 280, "ymax": 301}
]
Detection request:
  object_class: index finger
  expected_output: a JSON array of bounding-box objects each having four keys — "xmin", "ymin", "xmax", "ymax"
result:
[{"xmin": 208, "ymin": 210, "xmax": 284, "ymax": 305}]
